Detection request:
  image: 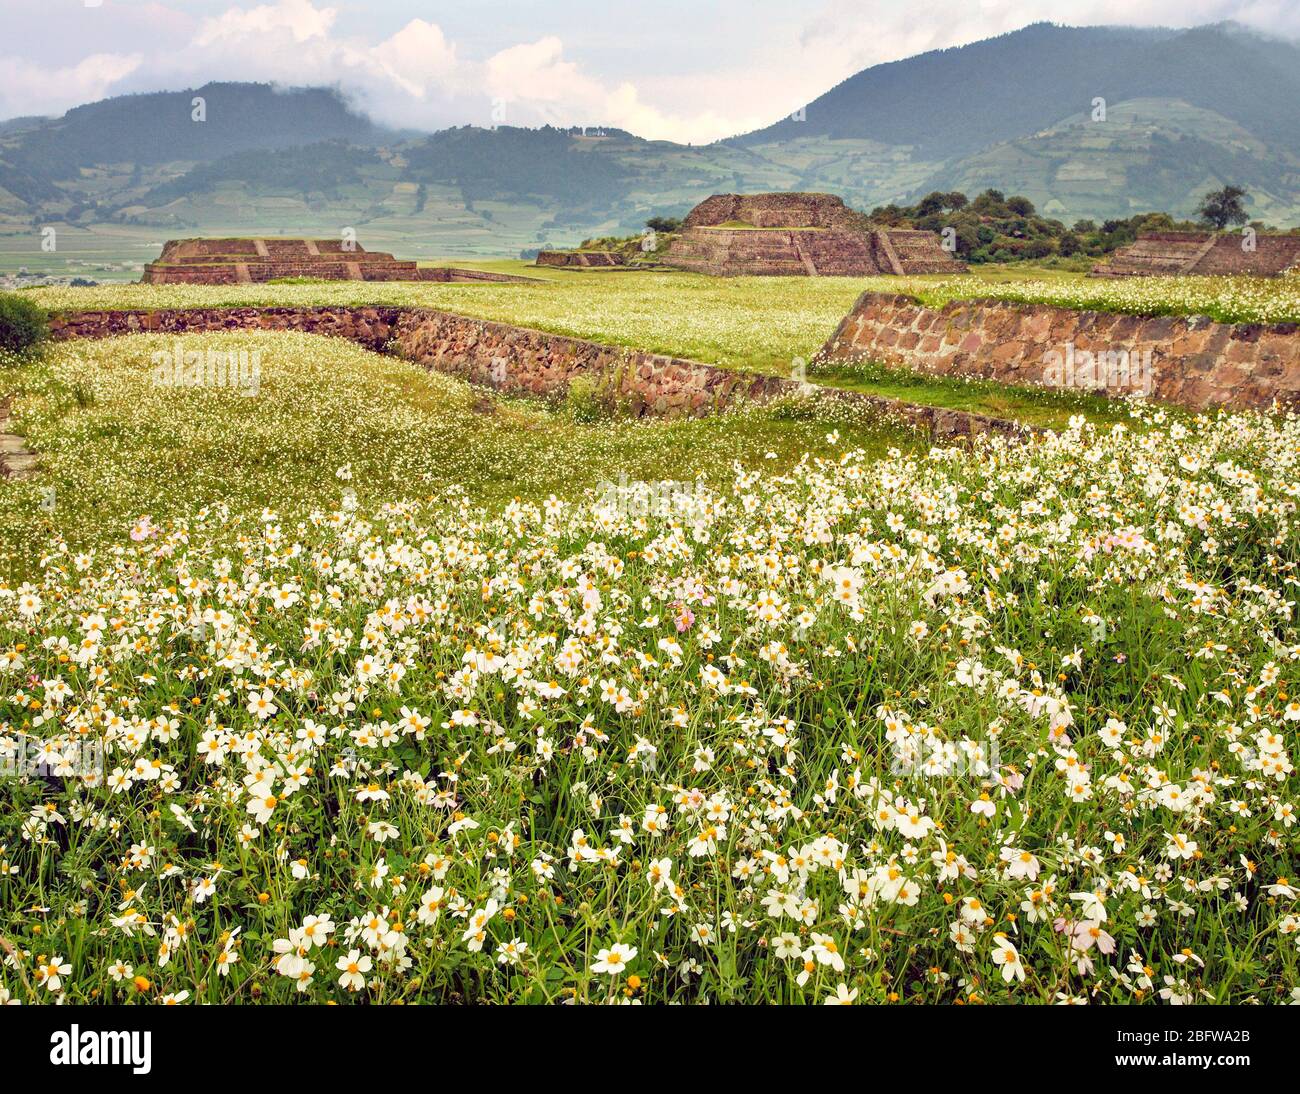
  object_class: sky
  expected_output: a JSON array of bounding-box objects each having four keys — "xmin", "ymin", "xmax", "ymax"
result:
[{"xmin": 1, "ymin": 0, "xmax": 1298, "ymax": 142}]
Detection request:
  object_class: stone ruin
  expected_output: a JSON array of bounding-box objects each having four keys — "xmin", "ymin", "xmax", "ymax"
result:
[
  {"xmin": 1091, "ymin": 231, "xmax": 1300, "ymax": 278},
  {"xmin": 662, "ymin": 192, "xmax": 967, "ymax": 277},
  {"xmin": 535, "ymin": 250, "xmax": 627, "ymax": 268},
  {"xmin": 142, "ymin": 238, "xmax": 533, "ymax": 284}
]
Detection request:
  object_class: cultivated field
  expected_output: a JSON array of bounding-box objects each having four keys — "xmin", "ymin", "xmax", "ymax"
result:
[{"xmin": 1, "ymin": 271, "xmax": 1299, "ymax": 1005}]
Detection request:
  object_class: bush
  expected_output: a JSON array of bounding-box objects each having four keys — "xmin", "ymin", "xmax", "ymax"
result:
[
  {"xmin": 564, "ymin": 375, "xmax": 604, "ymax": 423},
  {"xmin": 0, "ymin": 292, "xmax": 49, "ymax": 355}
]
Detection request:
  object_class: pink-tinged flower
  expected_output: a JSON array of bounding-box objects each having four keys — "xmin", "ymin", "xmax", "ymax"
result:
[
  {"xmin": 1071, "ymin": 920, "xmax": 1116, "ymax": 955},
  {"xmin": 674, "ymin": 603, "xmax": 695, "ymax": 633},
  {"xmin": 1054, "ymin": 917, "xmax": 1116, "ymax": 955},
  {"xmin": 129, "ymin": 517, "xmax": 156, "ymax": 542},
  {"xmin": 997, "ymin": 767, "xmax": 1025, "ymax": 794}
]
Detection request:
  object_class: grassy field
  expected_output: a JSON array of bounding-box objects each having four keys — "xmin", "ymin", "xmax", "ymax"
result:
[
  {"xmin": 811, "ymin": 360, "xmax": 1137, "ymax": 431},
  {"xmin": 0, "ymin": 332, "xmax": 916, "ymax": 578},
  {"xmin": 29, "ymin": 269, "xmax": 1300, "ymax": 362},
  {"xmin": 2, "ymin": 359, "xmax": 1297, "ymax": 1003},
  {"xmin": 2, "ymin": 271, "xmax": 1299, "ymax": 1007},
  {"xmin": 24, "ymin": 265, "xmax": 1297, "ymax": 430}
]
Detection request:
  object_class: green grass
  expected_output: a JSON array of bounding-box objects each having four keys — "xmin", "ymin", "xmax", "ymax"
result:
[
  {"xmin": 29, "ymin": 273, "xmax": 870, "ymax": 373},
  {"xmin": 22, "ymin": 266, "xmax": 1297, "ymax": 439},
  {"xmin": 0, "ymin": 331, "xmax": 917, "ymax": 579},
  {"xmin": 811, "ymin": 360, "xmax": 1139, "ymax": 431},
  {"xmin": 3, "ymin": 393, "xmax": 1297, "ymax": 1004}
]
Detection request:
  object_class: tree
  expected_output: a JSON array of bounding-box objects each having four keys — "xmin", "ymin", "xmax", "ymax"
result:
[
  {"xmin": 645, "ymin": 216, "xmax": 682, "ymax": 233},
  {"xmin": 1197, "ymin": 185, "xmax": 1249, "ymax": 230},
  {"xmin": 915, "ymin": 191, "xmax": 948, "ymax": 216}
]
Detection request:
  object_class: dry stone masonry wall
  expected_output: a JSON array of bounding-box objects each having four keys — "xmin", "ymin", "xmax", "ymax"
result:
[
  {"xmin": 48, "ymin": 306, "xmax": 1019, "ymax": 442},
  {"xmin": 663, "ymin": 192, "xmax": 965, "ymax": 277},
  {"xmin": 1092, "ymin": 232, "xmax": 1300, "ymax": 278},
  {"xmin": 817, "ymin": 292, "xmax": 1300, "ymax": 412},
  {"xmin": 535, "ymin": 251, "xmax": 627, "ymax": 268},
  {"xmin": 141, "ymin": 238, "xmax": 537, "ymax": 285}
]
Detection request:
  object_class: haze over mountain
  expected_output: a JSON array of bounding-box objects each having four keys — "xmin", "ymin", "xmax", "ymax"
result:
[
  {"xmin": 2, "ymin": 21, "xmax": 1297, "ymax": 267},
  {"xmin": 737, "ymin": 22, "xmax": 1300, "ymax": 155}
]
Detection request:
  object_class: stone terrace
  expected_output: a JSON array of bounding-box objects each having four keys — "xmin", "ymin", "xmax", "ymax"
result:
[
  {"xmin": 1092, "ymin": 232, "xmax": 1300, "ymax": 278},
  {"xmin": 535, "ymin": 250, "xmax": 627, "ymax": 268},
  {"xmin": 664, "ymin": 192, "xmax": 965, "ymax": 277},
  {"xmin": 141, "ymin": 238, "xmax": 535, "ymax": 285}
]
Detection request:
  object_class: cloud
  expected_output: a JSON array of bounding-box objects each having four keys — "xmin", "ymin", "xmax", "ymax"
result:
[
  {"xmin": 193, "ymin": 0, "xmax": 336, "ymax": 45},
  {"xmin": 0, "ymin": 52, "xmax": 143, "ymax": 119},
  {"xmin": 798, "ymin": 0, "xmax": 1300, "ymax": 79},
  {"xmin": 480, "ymin": 35, "xmax": 763, "ymax": 142},
  {"xmin": 371, "ymin": 20, "xmax": 467, "ymax": 100},
  {"xmin": 0, "ymin": 0, "xmax": 760, "ymax": 141},
  {"xmin": 0, "ymin": 0, "xmax": 1293, "ymax": 139}
]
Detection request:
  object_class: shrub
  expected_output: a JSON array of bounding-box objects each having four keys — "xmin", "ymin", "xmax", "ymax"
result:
[
  {"xmin": 0, "ymin": 292, "xmax": 49, "ymax": 355},
  {"xmin": 565, "ymin": 375, "xmax": 604, "ymax": 423}
]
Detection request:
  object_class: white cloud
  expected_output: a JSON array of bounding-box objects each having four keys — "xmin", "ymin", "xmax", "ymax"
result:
[
  {"xmin": 480, "ymin": 35, "xmax": 762, "ymax": 142},
  {"xmin": 193, "ymin": 0, "xmax": 337, "ymax": 45},
  {"xmin": 0, "ymin": 0, "xmax": 763, "ymax": 140},
  {"xmin": 0, "ymin": 52, "xmax": 143, "ymax": 119},
  {"xmin": 798, "ymin": 0, "xmax": 1300, "ymax": 78},
  {"xmin": 371, "ymin": 20, "xmax": 467, "ymax": 100},
  {"xmin": 0, "ymin": 0, "xmax": 1293, "ymax": 139}
]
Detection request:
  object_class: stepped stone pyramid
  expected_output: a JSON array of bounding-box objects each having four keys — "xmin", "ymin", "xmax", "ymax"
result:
[
  {"xmin": 1091, "ymin": 231, "xmax": 1300, "ymax": 278},
  {"xmin": 662, "ymin": 193, "xmax": 966, "ymax": 277},
  {"xmin": 142, "ymin": 238, "xmax": 532, "ymax": 285}
]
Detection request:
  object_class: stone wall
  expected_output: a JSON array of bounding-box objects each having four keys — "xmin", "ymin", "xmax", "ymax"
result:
[
  {"xmin": 535, "ymin": 250, "xmax": 626, "ymax": 268},
  {"xmin": 666, "ymin": 192, "xmax": 965, "ymax": 277},
  {"xmin": 663, "ymin": 227, "xmax": 964, "ymax": 277},
  {"xmin": 49, "ymin": 305, "xmax": 1021, "ymax": 442},
  {"xmin": 884, "ymin": 230, "xmax": 967, "ymax": 274},
  {"xmin": 416, "ymin": 268, "xmax": 540, "ymax": 283},
  {"xmin": 387, "ymin": 310, "xmax": 1018, "ymax": 439},
  {"xmin": 140, "ymin": 237, "xmax": 538, "ymax": 285},
  {"xmin": 1092, "ymin": 231, "xmax": 1300, "ymax": 277},
  {"xmin": 49, "ymin": 307, "xmax": 403, "ymax": 352},
  {"xmin": 683, "ymin": 192, "xmax": 863, "ymax": 230},
  {"xmin": 664, "ymin": 228, "xmax": 878, "ymax": 276},
  {"xmin": 816, "ymin": 292, "xmax": 1300, "ymax": 412}
]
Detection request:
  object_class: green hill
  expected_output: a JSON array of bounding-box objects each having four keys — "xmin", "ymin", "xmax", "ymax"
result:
[{"xmin": 2, "ymin": 22, "xmax": 1298, "ymax": 276}]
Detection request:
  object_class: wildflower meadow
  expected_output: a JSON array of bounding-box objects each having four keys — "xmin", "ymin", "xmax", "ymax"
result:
[{"xmin": 2, "ymin": 399, "xmax": 1298, "ymax": 1006}]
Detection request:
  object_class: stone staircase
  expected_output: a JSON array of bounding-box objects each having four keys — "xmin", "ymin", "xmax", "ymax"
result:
[
  {"xmin": 143, "ymin": 238, "xmax": 440, "ymax": 284},
  {"xmin": 879, "ymin": 230, "xmax": 967, "ymax": 274},
  {"xmin": 1092, "ymin": 231, "xmax": 1300, "ymax": 278},
  {"xmin": 794, "ymin": 239, "xmax": 819, "ymax": 276}
]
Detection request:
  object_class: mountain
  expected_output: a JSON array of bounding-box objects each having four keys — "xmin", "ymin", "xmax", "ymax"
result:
[
  {"xmin": 734, "ymin": 23, "xmax": 1300, "ymax": 155},
  {"xmin": 2, "ymin": 22, "xmax": 1298, "ymax": 273},
  {"xmin": 729, "ymin": 22, "xmax": 1300, "ymax": 226},
  {"xmin": 6, "ymin": 83, "xmax": 382, "ymax": 178}
]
